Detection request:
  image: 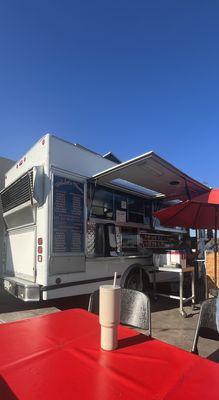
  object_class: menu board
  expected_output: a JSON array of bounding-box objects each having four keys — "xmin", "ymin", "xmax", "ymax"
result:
[
  {"xmin": 116, "ymin": 210, "xmax": 126, "ymax": 223},
  {"xmin": 53, "ymin": 176, "xmax": 84, "ymax": 253},
  {"xmin": 139, "ymin": 231, "xmax": 176, "ymax": 249}
]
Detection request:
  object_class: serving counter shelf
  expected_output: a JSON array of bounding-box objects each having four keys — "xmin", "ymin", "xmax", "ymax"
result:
[{"xmin": 150, "ymin": 265, "xmax": 195, "ymax": 317}]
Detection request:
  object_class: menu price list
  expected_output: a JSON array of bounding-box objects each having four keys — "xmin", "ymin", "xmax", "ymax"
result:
[
  {"xmin": 139, "ymin": 232, "xmax": 176, "ymax": 249},
  {"xmin": 53, "ymin": 176, "xmax": 84, "ymax": 253}
]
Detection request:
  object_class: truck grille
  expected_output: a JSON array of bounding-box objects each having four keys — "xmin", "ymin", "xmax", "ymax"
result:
[{"xmin": 1, "ymin": 170, "xmax": 33, "ymax": 213}]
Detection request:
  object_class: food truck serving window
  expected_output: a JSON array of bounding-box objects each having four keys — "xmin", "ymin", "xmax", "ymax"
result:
[
  {"xmin": 121, "ymin": 227, "xmax": 138, "ymax": 254},
  {"xmin": 127, "ymin": 197, "xmax": 144, "ymax": 224},
  {"xmin": 89, "ymin": 184, "xmax": 151, "ymax": 225},
  {"xmin": 53, "ymin": 176, "xmax": 84, "ymax": 253},
  {"xmin": 90, "ymin": 186, "xmax": 114, "ymax": 219}
]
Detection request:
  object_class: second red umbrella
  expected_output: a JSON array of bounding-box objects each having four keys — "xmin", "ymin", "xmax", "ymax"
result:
[{"xmin": 154, "ymin": 188, "xmax": 219, "ymax": 286}]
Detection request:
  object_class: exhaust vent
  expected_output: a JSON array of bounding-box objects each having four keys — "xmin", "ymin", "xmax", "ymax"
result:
[{"xmin": 1, "ymin": 170, "xmax": 33, "ymax": 213}]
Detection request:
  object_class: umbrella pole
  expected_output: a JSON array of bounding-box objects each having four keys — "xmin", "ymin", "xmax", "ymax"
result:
[{"xmin": 214, "ymin": 226, "xmax": 217, "ymax": 288}]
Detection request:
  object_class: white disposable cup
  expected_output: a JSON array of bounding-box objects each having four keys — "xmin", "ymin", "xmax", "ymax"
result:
[{"xmin": 99, "ymin": 285, "xmax": 121, "ymax": 351}]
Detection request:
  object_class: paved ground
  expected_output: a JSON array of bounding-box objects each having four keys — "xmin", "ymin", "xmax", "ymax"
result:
[
  {"xmin": 150, "ymin": 301, "xmax": 219, "ymax": 360},
  {"xmin": 0, "ymin": 283, "xmax": 218, "ymax": 361}
]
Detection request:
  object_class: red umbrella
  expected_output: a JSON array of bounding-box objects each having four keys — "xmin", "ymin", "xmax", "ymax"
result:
[{"xmin": 154, "ymin": 188, "xmax": 219, "ymax": 286}]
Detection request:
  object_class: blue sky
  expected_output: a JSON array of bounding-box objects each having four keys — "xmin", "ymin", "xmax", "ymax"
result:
[{"xmin": 0, "ymin": 1, "xmax": 219, "ymax": 187}]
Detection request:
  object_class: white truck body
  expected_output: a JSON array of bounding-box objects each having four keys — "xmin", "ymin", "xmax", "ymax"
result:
[
  {"xmin": 1, "ymin": 135, "xmax": 208, "ymax": 301},
  {"xmin": 1, "ymin": 135, "xmax": 153, "ymax": 300}
]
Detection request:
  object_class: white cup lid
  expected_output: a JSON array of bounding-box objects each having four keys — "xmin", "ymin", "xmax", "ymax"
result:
[{"xmin": 100, "ymin": 285, "xmax": 121, "ymax": 291}]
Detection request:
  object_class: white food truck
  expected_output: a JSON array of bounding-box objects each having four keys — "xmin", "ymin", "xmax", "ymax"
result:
[{"xmin": 0, "ymin": 134, "xmax": 209, "ymax": 301}]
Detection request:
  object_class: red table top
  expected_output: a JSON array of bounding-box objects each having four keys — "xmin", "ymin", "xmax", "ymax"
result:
[{"xmin": 0, "ymin": 308, "xmax": 218, "ymax": 400}]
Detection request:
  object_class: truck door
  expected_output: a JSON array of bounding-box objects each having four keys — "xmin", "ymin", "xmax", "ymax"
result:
[
  {"xmin": 1, "ymin": 169, "xmax": 42, "ymax": 282},
  {"xmin": 6, "ymin": 225, "xmax": 36, "ymax": 281}
]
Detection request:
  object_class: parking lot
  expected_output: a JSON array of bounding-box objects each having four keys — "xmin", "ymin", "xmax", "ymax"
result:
[{"xmin": 0, "ymin": 282, "xmax": 218, "ymax": 361}]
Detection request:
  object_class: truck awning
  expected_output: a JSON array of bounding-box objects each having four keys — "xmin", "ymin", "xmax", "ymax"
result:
[{"xmin": 92, "ymin": 152, "xmax": 209, "ymax": 200}]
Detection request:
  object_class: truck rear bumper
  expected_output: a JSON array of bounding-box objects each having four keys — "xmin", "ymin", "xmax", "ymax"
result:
[{"xmin": 3, "ymin": 277, "xmax": 40, "ymax": 301}]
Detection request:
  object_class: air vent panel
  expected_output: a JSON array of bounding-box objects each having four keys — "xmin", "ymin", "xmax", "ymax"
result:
[{"xmin": 1, "ymin": 171, "xmax": 33, "ymax": 213}]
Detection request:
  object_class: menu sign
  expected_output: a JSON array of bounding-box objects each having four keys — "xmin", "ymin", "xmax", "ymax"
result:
[
  {"xmin": 53, "ymin": 176, "xmax": 84, "ymax": 253},
  {"xmin": 116, "ymin": 210, "xmax": 126, "ymax": 223}
]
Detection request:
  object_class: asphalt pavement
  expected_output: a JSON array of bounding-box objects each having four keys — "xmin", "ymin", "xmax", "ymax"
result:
[{"xmin": 0, "ymin": 282, "xmax": 218, "ymax": 361}]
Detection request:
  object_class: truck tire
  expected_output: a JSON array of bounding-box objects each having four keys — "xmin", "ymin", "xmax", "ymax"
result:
[{"xmin": 123, "ymin": 266, "xmax": 150, "ymax": 293}]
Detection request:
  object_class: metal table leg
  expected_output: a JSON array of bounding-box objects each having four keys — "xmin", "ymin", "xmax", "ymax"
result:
[
  {"xmin": 192, "ymin": 270, "xmax": 195, "ymax": 308},
  {"xmin": 151, "ymin": 267, "xmax": 195, "ymax": 317},
  {"xmin": 152, "ymin": 270, "xmax": 158, "ymax": 300},
  {"xmin": 179, "ymin": 270, "xmax": 187, "ymax": 317}
]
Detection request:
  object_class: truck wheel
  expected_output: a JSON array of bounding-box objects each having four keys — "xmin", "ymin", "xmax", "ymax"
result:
[{"xmin": 124, "ymin": 267, "xmax": 149, "ymax": 293}]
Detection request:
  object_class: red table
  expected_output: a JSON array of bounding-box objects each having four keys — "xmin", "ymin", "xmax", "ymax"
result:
[{"xmin": 0, "ymin": 309, "xmax": 218, "ymax": 399}]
